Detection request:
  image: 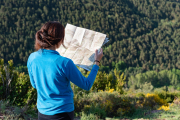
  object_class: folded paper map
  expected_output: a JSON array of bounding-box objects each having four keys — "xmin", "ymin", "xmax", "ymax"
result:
[{"xmin": 56, "ymin": 23, "xmax": 109, "ymax": 71}]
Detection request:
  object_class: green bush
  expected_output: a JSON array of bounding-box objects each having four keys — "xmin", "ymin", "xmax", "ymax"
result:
[
  {"xmin": 136, "ymin": 92, "xmax": 145, "ymax": 98},
  {"xmin": 84, "ymin": 69, "xmax": 126, "ymax": 94},
  {"xmin": 154, "ymin": 90, "xmax": 178, "ymax": 103},
  {"xmin": 0, "ymin": 100, "xmax": 37, "ymax": 120},
  {"xmin": 83, "ymin": 104, "xmax": 106, "ymax": 119},
  {"xmin": 80, "ymin": 112, "xmax": 99, "ymax": 120},
  {"xmin": 0, "ymin": 59, "xmax": 36, "ymax": 107},
  {"xmin": 128, "ymin": 69, "xmax": 179, "ymax": 89},
  {"xmin": 176, "ymin": 85, "xmax": 180, "ymax": 91},
  {"xmin": 74, "ymin": 91, "xmax": 135, "ymax": 118}
]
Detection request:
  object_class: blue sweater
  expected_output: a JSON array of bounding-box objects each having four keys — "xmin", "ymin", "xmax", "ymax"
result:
[{"xmin": 27, "ymin": 49, "xmax": 99, "ymax": 115}]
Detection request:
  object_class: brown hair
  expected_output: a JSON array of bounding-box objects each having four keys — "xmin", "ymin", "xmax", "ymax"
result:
[{"xmin": 35, "ymin": 21, "xmax": 65, "ymax": 50}]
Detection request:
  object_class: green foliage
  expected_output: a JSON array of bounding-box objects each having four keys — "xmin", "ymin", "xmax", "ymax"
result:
[
  {"xmin": 91, "ymin": 71, "xmax": 108, "ymax": 91},
  {"xmin": 142, "ymin": 93, "xmax": 169, "ymax": 109},
  {"xmin": 1, "ymin": 0, "xmax": 180, "ymax": 75},
  {"xmin": 0, "ymin": 0, "xmax": 180, "ymax": 91},
  {"xmin": 80, "ymin": 111, "xmax": 99, "ymax": 120},
  {"xmin": 74, "ymin": 91, "xmax": 135, "ymax": 118},
  {"xmin": 74, "ymin": 90, "xmax": 180, "ymax": 119},
  {"xmin": 0, "ymin": 59, "xmax": 36, "ymax": 107},
  {"xmin": 154, "ymin": 90, "xmax": 180, "ymax": 103},
  {"xmin": 113, "ymin": 61, "xmax": 126, "ymax": 71},
  {"xmin": 114, "ymin": 69, "xmax": 126, "ymax": 94},
  {"xmin": 99, "ymin": 65, "xmax": 110, "ymax": 73},
  {"xmin": 15, "ymin": 65, "xmax": 28, "ymax": 74},
  {"xmin": 0, "ymin": 100, "xmax": 37, "ymax": 120},
  {"xmin": 128, "ymin": 69, "xmax": 180, "ymax": 89},
  {"xmin": 135, "ymin": 92, "xmax": 145, "ymax": 98},
  {"xmin": 83, "ymin": 104, "xmax": 106, "ymax": 119},
  {"xmin": 85, "ymin": 69, "xmax": 126, "ymax": 94},
  {"xmin": 0, "ymin": 100, "xmax": 8, "ymax": 114}
]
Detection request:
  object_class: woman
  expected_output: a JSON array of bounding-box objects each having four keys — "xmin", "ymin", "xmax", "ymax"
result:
[{"xmin": 27, "ymin": 21, "xmax": 103, "ymax": 120}]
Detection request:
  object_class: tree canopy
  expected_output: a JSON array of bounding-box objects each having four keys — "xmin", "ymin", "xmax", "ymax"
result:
[{"xmin": 0, "ymin": 0, "xmax": 180, "ymax": 76}]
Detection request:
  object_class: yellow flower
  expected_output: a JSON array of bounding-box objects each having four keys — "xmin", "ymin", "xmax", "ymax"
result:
[
  {"xmin": 145, "ymin": 93, "xmax": 168, "ymax": 106},
  {"xmin": 107, "ymin": 89, "xmax": 114, "ymax": 93},
  {"xmin": 158, "ymin": 105, "xmax": 170, "ymax": 111}
]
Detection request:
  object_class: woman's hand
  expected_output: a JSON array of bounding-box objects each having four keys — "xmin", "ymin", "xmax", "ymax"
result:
[{"xmin": 94, "ymin": 48, "xmax": 103, "ymax": 66}]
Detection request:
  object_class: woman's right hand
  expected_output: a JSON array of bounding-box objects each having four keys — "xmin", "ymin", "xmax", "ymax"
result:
[{"xmin": 94, "ymin": 48, "xmax": 103, "ymax": 66}]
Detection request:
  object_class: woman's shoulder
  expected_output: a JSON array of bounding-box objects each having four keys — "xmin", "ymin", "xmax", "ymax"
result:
[
  {"xmin": 27, "ymin": 51, "xmax": 40, "ymax": 66},
  {"xmin": 28, "ymin": 51, "xmax": 39, "ymax": 60},
  {"xmin": 56, "ymin": 55, "xmax": 71, "ymax": 63},
  {"xmin": 55, "ymin": 56, "xmax": 75, "ymax": 67}
]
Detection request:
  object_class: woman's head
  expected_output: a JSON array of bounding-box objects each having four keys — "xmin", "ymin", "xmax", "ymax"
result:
[{"xmin": 35, "ymin": 21, "xmax": 65, "ymax": 50}]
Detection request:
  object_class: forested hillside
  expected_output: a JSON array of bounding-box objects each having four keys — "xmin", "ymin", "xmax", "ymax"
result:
[{"xmin": 0, "ymin": 0, "xmax": 180, "ymax": 74}]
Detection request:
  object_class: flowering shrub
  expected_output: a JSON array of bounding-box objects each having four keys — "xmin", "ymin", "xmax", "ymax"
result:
[
  {"xmin": 85, "ymin": 69, "xmax": 126, "ymax": 94},
  {"xmin": 145, "ymin": 93, "xmax": 168, "ymax": 106},
  {"xmin": 75, "ymin": 90, "xmax": 180, "ymax": 118},
  {"xmin": 135, "ymin": 93, "xmax": 169, "ymax": 111},
  {"xmin": 74, "ymin": 91, "xmax": 135, "ymax": 118},
  {"xmin": 155, "ymin": 90, "xmax": 176, "ymax": 103},
  {"xmin": 101, "ymin": 100, "xmax": 113, "ymax": 111},
  {"xmin": 83, "ymin": 104, "xmax": 106, "ymax": 119}
]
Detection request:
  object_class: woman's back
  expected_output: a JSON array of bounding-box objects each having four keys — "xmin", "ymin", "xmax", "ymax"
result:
[{"xmin": 28, "ymin": 49, "xmax": 74, "ymax": 115}]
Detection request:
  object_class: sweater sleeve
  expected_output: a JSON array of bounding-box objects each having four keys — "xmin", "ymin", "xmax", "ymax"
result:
[{"xmin": 65, "ymin": 59, "xmax": 99, "ymax": 90}]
